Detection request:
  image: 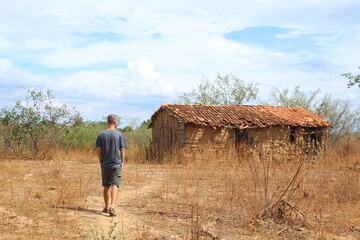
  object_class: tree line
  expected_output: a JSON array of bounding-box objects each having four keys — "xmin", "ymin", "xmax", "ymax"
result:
[
  {"xmin": 178, "ymin": 73, "xmax": 360, "ymax": 141},
  {"xmin": 0, "ymin": 69, "xmax": 359, "ymax": 160}
]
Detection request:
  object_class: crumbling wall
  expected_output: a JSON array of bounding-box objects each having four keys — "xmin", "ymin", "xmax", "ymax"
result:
[
  {"xmin": 151, "ymin": 110, "xmax": 328, "ymax": 162},
  {"xmin": 183, "ymin": 124, "xmax": 234, "ymax": 158},
  {"xmin": 246, "ymin": 126, "xmax": 292, "ymax": 160},
  {"xmin": 151, "ymin": 109, "xmax": 183, "ymax": 160},
  {"xmin": 246, "ymin": 126, "xmax": 327, "ymax": 161}
]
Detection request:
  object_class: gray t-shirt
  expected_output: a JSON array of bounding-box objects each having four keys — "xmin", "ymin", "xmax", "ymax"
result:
[{"xmin": 95, "ymin": 130, "xmax": 127, "ymax": 169}]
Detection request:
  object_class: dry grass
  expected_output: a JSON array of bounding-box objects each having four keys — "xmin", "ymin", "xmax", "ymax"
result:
[
  {"xmin": 126, "ymin": 138, "xmax": 360, "ymax": 239},
  {"xmin": 0, "ymin": 158, "xmax": 99, "ymax": 239},
  {"xmin": 0, "ymin": 137, "xmax": 359, "ymax": 239}
]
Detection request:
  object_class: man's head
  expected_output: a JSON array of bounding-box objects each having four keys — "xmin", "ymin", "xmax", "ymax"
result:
[{"xmin": 107, "ymin": 114, "xmax": 119, "ymax": 127}]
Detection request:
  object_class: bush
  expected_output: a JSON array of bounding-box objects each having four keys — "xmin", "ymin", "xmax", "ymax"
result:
[
  {"xmin": 60, "ymin": 119, "xmax": 152, "ymax": 163},
  {"xmin": 122, "ymin": 120, "xmax": 152, "ymax": 162},
  {"xmin": 60, "ymin": 121, "xmax": 108, "ymax": 151},
  {"xmin": 0, "ymin": 89, "xmax": 82, "ymax": 160}
]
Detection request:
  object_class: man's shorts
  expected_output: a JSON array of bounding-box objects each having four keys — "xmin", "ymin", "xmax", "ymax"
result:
[{"xmin": 101, "ymin": 168, "xmax": 121, "ymax": 188}]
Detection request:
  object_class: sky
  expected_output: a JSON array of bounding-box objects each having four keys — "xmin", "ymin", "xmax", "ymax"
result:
[{"xmin": 0, "ymin": 0, "xmax": 359, "ymax": 126}]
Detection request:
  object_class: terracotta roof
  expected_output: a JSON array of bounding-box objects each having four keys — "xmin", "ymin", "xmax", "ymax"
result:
[{"xmin": 151, "ymin": 104, "xmax": 330, "ymax": 129}]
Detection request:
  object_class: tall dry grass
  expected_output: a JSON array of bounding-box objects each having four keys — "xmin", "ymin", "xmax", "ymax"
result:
[
  {"xmin": 131, "ymin": 137, "xmax": 360, "ymax": 239},
  {"xmin": 0, "ymin": 136, "xmax": 358, "ymax": 239}
]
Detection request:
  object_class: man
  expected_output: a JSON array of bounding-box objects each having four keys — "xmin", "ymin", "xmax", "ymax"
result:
[{"xmin": 95, "ymin": 114, "xmax": 127, "ymax": 216}]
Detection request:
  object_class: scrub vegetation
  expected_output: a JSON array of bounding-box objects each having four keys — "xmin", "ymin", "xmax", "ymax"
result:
[{"xmin": 0, "ymin": 87, "xmax": 359, "ymax": 239}]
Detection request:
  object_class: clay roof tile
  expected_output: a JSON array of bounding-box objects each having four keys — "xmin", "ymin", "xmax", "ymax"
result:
[{"xmin": 151, "ymin": 104, "xmax": 331, "ymax": 129}]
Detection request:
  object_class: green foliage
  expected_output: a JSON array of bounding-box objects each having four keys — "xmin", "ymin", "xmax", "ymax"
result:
[
  {"xmin": 270, "ymin": 85, "xmax": 360, "ymax": 140},
  {"xmin": 122, "ymin": 120, "xmax": 152, "ymax": 148},
  {"xmin": 60, "ymin": 118, "xmax": 152, "ymax": 162},
  {"xmin": 178, "ymin": 73, "xmax": 258, "ymax": 105},
  {"xmin": 341, "ymin": 66, "xmax": 360, "ymax": 89},
  {"xmin": 60, "ymin": 121, "xmax": 107, "ymax": 151},
  {"xmin": 121, "ymin": 126, "xmax": 133, "ymax": 133},
  {"xmin": 0, "ymin": 89, "xmax": 82, "ymax": 159}
]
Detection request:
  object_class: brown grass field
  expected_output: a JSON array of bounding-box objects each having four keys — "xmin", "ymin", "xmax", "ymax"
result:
[{"xmin": 0, "ymin": 137, "xmax": 359, "ymax": 240}]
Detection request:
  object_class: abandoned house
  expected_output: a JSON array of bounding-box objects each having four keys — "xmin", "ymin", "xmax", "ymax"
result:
[{"xmin": 150, "ymin": 104, "xmax": 331, "ymax": 160}]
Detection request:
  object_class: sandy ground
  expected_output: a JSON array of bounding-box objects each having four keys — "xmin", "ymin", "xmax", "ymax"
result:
[
  {"xmin": 76, "ymin": 164, "xmax": 246, "ymax": 240},
  {"xmin": 78, "ymin": 171, "xmax": 168, "ymax": 239},
  {"xmin": 1, "ymin": 161, "xmax": 359, "ymax": 240},
  {"xmin": 75, "ymin": 163, "xmax": 360, "ymax": 240}
]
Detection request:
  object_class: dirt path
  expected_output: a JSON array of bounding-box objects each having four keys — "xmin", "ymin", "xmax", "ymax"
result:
[
  {"xmin": 80, "ymin": 191, "xmax": 156, "ymax": 239},
  {"xmin": 77, "ymin": 164, "xmax": 173, "ymax": 240}
]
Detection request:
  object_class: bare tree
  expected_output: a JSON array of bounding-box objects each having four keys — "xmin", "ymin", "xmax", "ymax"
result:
[
  {"xmin": 270, "ymin": 86, "xmax": 360, "ymax": 140},
  {"xmin": 178, "ymin": 73, "xmax": 258, "ymax": 105}
]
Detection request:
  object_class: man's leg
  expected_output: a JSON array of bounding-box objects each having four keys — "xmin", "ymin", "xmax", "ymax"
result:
[
  {"xmin": 103, "ymin": 186, "xmax": 111, "ymax": 210},
  {"xmin": 110, "ymin": 185, "xmax": 118, "ymax": 208}
]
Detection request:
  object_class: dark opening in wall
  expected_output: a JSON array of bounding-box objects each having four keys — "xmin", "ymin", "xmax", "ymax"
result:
[
  {"xmin": 290, "ymin": 127, "xmax": 296, "ymax": 144},
  {"xmin": 235, "ymin": 129, "xmax": 252, "ymax": 146},
  {"xmin": 303, "ymin": 127, "xmax": 323, "ymax": 149}
]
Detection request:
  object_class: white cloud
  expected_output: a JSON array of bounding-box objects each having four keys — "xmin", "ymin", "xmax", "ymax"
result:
[
  {"xmin": 0, "ymin": 58, "xmax": 47, "ymax": 87},
  {"xmin": 41, "ymin": 41, "xmax": 123, "ymax": 69},
  {"xmin": 126, "ymin": 59, "xmax": 173, "ymax": 95},
  {"xmin": 0, "ymin": 35, "xmax": 11, "ymax": 49},
  {"xmin": 1, "ymin": 0, "xmax": 360, "ymax": 121},
  {"xmin": 53, "ymin": 70, "xmax": 127, "ymax": 98},
  {"xmin": 128, "ymin": 60, "xmax": 160, "ymax": 80},
  {"xmin": 0, "ymin": 59, "xmax": 13, "ymax": 73},
  {"xmin": 51, "ymin": 59, "xmax": 173, "ymax": 98}
]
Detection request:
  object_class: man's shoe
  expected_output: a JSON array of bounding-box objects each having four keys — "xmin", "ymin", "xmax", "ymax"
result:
[
  {"xmin": 109, "ymin": 207, "xmax": 117, "ymax": 217},
  {"xmin": 102, "ymin": 207, "xmax": 109, "ymax": 213}
]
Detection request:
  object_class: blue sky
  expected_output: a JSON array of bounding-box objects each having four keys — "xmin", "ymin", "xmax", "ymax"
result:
[{"xmin": 0, "ymin": 0, "xmax": 359, "ymax": 126}]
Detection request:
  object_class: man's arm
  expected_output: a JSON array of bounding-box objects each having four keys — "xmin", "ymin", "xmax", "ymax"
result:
[
  {"xmin": 120, "ymin": 148, "xmax": 125, "ymax": 167},
  {"xmin": 96, "ymin": 147, "xmax": 102, "ymax": 163}
]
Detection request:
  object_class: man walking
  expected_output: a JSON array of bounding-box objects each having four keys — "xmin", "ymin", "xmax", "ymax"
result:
[{"xmin": 96, "ymin": 114, "xmax": 127, "ymax": 216}]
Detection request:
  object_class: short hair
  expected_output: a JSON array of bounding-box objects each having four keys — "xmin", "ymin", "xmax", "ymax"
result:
[{"xmin": 107, "ymin": 114, "xmax": 118, "ymax": 124}]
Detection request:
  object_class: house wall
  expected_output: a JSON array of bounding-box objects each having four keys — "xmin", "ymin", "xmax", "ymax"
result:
[
  {"xmin": 246, "ymin": 126, "xmax": 327, "ymax": 161},
  {"xmin": 183, "ymin": 124, "xmax": 234, "ymax": 158},
  {"xmin": 246, "ymin": 126, "xmax": 292, "ymax": 160},
  {"xmin": 180, "ymin": 125, "xmax": 294, "ymax": 159},
  {"xmin": 151, "ymin": 110, "xmax": 328, "ymax": 161},
  {"xmin": 151, "ymin": 109, "xmax": 183, "ymax": 160},
  {"xmin": 181, "ymin": 125, "xmax": 327, "ymax": 161}
]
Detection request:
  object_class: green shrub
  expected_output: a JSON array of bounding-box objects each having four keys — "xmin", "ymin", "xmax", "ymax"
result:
[{"xmin": 0, "ymin": 89, "xmax": 82, "ymax": 160}]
